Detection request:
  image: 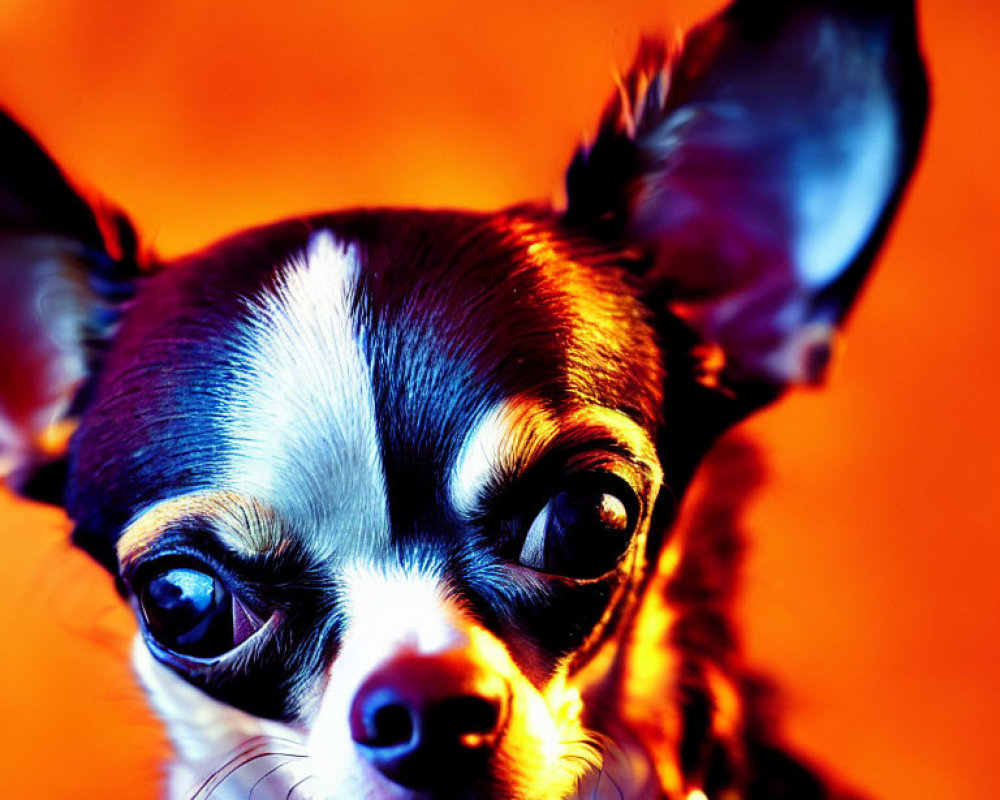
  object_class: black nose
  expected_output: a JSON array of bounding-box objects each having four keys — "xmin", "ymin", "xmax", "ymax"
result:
[{"xmin": 349, "ymin": 652, "xmax": 510, "ymax": 789}]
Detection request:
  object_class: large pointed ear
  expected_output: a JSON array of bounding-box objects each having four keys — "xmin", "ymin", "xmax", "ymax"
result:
[
  {"xmin": 566, "ymin": 0, "xmax": 928, "ymax": 409},
  {"xmin": 0, "ymin": 110, "xmax": 144, "ymax": 502}
]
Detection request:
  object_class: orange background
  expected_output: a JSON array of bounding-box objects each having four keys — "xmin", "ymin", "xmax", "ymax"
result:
[{"xmin": 0, "ymin": 1, "xmax": 997, "ymax": 797}]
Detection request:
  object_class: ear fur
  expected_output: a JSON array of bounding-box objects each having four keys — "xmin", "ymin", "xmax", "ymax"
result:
[
  {"xmin": 566, "ymin": 0, "xmax": 929, "ymax": 408},
  {"xmin": 0, "ymin": 110, "xmax": 143, "ymax": 503}
]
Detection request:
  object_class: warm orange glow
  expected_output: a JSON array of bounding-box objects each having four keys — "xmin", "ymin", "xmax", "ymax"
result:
[
  {"xmin": 0, "ymin": 1, "xmax": 997, "ymax": 799},
  {"xmin": 705, "ymin": 666, "xmax": 740, "ymax": 741},
  {"xmin": 510, "ymin": 218, "xmax": 653, "ymax": 395},
  {"xmin": 33, "ymin": 418, "xmax": 77, "ymax": 461},
  {"xmin": 691, "ymin": 342, "xmax": 727, "ymax": 390}
]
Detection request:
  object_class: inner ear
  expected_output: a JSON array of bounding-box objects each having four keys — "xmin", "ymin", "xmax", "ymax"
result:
[
  {"xmin": 566, "ymin": 0, "xmax": 928, "ymax": 402},
  {"xmin": 0, "ymin": 110, "xmax": 145, "ymax": 503}
]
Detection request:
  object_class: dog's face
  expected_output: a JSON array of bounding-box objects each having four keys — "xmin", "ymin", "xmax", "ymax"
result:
[
  {"xmin": 75, "ymin": 213, "xmax": 667, "ymax": 798},
  {"xmin": 0, "ymin": 1, "xmax": 927, "ymax": 799}
]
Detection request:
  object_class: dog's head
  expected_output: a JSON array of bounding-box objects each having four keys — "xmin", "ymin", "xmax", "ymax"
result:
[{"xmin": 0, "ymin": 1, "xmax": 926, "ymax": 798}]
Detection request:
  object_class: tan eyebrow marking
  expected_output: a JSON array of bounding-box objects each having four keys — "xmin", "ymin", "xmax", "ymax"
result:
[
  {"xmin": 116, "ymin": 490, "xmax": 283, "ymax": 570},
  {"xmin": 450, "ymin": 396, "xmax": 662, "ymax": 518},
  {"xmin": 450, "ymin": 397, "xmax": 557, "ymax": 518},
  {"xmin": 565, "ymin": 405, "xmax": 661, "ymax": 469}
]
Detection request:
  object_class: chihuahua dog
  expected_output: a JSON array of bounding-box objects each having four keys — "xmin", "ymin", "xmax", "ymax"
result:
[{"xmin": 0, "ymin": 0, "xmax": 927, "ymax": 798}]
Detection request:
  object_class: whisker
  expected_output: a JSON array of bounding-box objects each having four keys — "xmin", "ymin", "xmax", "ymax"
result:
[
  {"xmin": 588, "ymin": 737, "xmax": 627, "ymax": 800},
  {"xmin": 193, "ymin": 749, "xmax": 307, "ymax": 800},
  {"xmin": 195, "ymin": 733, "xmax": 302, "ymax": 784},
  {"xmin": 603, "ymin": 769, "xmax": 626, "ymax": 800},
  {"xmin": 190, "ymin": 740, "xmax": 274, "ymax": 799},
  {"xmin": 285, "ymin": 774, "xmax": 320, "ymax": 800},
  {"xmin": 557, "ymin": 735, "xmax": 620, "ymax": 800},
  {"xmin": 249, "ymin": 758, "xmax": 301, "ymax": 800}
]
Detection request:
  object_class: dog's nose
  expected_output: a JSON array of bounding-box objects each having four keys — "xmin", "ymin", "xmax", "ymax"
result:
[{"xmin": 349, "ymin": 651, "xmax": 510, "ymax": 789}]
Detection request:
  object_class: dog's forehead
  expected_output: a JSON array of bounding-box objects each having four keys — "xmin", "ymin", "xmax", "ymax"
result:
[{"xmin": 67, "ymin": 210, "xmax": 664, "ymax": 554}]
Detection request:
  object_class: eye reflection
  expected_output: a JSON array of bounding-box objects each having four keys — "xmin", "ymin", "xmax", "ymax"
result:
[
  {"xmin": 140, "ymin": 566, "xmax": 241, "ymax": 658},
  {"xmin": 519, "ymin": 475, "xmax": 638, "ymax": 578}
]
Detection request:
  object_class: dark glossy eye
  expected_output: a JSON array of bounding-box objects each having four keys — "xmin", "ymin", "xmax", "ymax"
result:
[
  {"xmin": 519, "ymin": 476, "xmax": 638, "ymax": 578},
  {"xmin": 139, "ymin": 566, "xmax": 261, "ymax": 658}
]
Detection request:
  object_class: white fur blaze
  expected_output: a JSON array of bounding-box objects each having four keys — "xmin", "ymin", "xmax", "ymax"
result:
[{"xmin": 222, "ymin": 231, "xmax": 389, "ymax": 559}]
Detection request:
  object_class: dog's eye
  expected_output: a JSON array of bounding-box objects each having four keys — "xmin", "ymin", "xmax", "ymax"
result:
[
  {"xmin": 519, "ymin": 476, "xmax": 638, "ymax": 578},
  {"xmin": 139, "ymin": 567, "xmax": 259, "ymax": 658}
]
